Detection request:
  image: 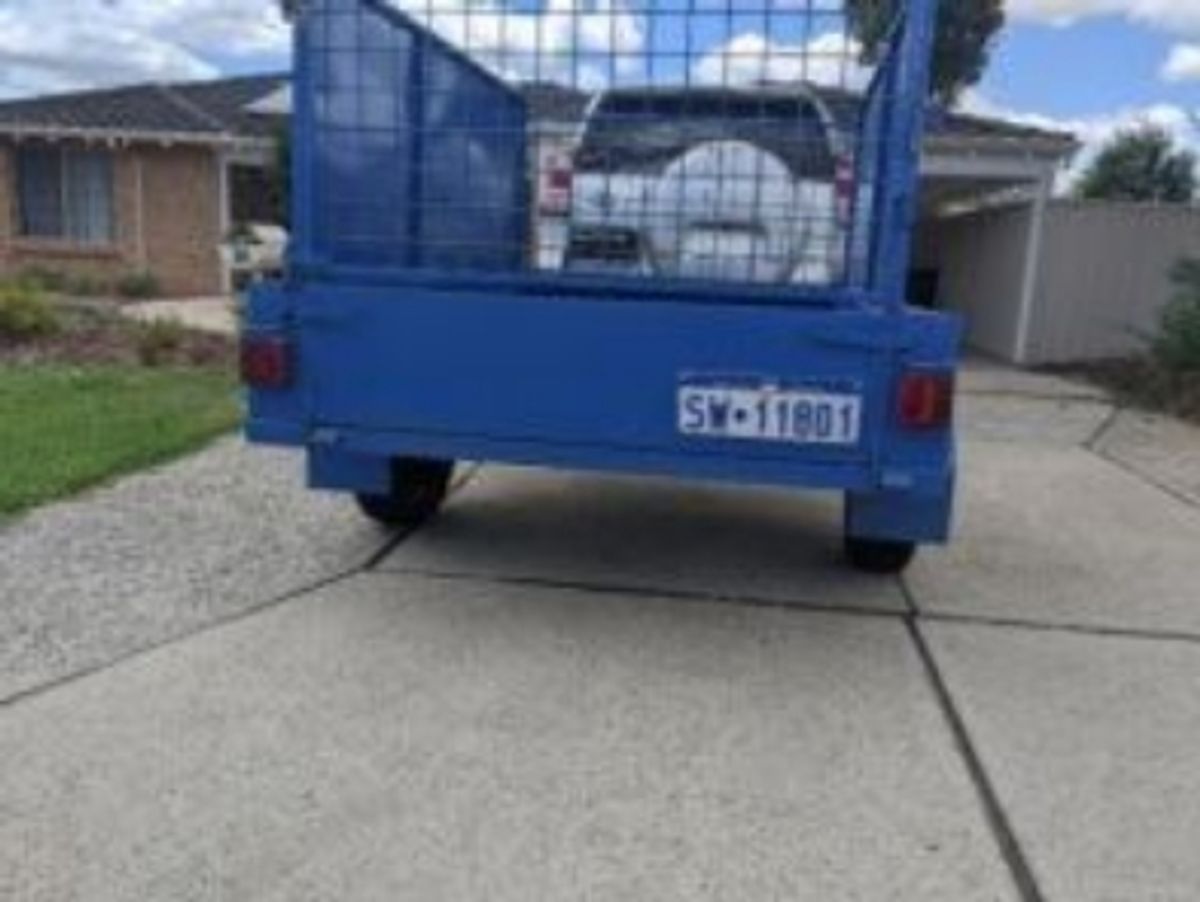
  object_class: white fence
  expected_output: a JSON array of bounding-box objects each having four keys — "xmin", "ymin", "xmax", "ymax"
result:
[{"xmin": 927, "ymin": 200, "xmax": 1200, "ymax": 365}]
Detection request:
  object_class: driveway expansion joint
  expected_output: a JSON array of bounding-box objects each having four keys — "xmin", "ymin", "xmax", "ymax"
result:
[
  {"xmin": 0, "ymin": 565, "xmax": 363, "ymax": 712},
  {"xmin": 1077, "ymin": 402, "xmax": 1200, "ymax": 513},
  {"xmin": 1081, "ymin": 403, "xmax": 1123, "ymax": 451},
  {"xmin": 13, "ymin": 531, "xmax": 1194, "ymax": 716},
  {"xmin": 1087, "ymin": 443, "xmax": 1200, "ymax": 513},
  {"xmin": 899, "ymin": 573, "xmax": 1047, "ymax": 902},
  {"xmin": 923, "ymin": 610, "xmax": 1200, "ymax": 649},
  {"xmin": 0, "ymin": 480, "xmax": 462, "ymax": 711},
  {"xmin": 380, "ymin": 561, "xmax": 1200, "ymax": 649},
  {"xmin": 368, "ymin": 565, "xmax": 903, "ymax": 623},
  {"xmin": 361, "ymin": 463, "xmax": 484, "ymax": 571},
  {"xmin": 905, "ymin": 616, "xmax": 1047, "ymax": 902},
  {"xmin": 965, "ymin": 388, "xmax": 1114, "ymax": 406},
  {"xmin": 364, "ymin": 531, "xmax": 412, "ymax": 569}
]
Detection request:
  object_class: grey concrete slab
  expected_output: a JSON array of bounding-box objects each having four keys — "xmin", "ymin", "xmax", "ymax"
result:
[
  {"xmin": 907, "ymin": 441, "xmax": 1200, "ymax": 635},
  {"xmin": 0, "ymin": 572, "xmax": 1016, "ymax": 902},
  {"xmin": 926, "ymin": 622, "xmax": 1200, "ymax": 902},
  {"xmin": 381, "ymin": 467, "xmax": 907, "ymax": 613},
  {"xmin": 0, "ymin": 439, "xmax": 390, "ymax": 702},
  {"xmin": 1094, "ymin": 409, "xmax": 1200, "ymax": 507},
  {"xmin": 957, "ymin": 394, "xmax": 1113, "ymax": 447},
  {"xmin": 959, "ymin": 358, "xmax": 1109, "ymax": 402}
]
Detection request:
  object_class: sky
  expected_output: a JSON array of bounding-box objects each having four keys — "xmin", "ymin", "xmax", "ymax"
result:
[
  {"xmin": 966, "ymin": 0, "xmax": 1200, "ymax": 175},
  {"xmin": 0, "ymin": 0, "xmax": 1197, "ymax": 178}
]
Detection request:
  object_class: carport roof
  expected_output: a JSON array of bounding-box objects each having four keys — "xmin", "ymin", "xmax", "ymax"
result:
[{"xmin": 925, "ymin": 110, "xmax": 1079, "ymax": 158}]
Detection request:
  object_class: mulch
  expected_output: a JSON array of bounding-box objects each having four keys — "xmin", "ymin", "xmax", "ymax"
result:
[{"xmin": 0, "ymin": 301, "xmax": 235, "ymax": 370}]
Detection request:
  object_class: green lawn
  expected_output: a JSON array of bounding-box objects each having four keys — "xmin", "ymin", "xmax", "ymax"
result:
[{"xmin": 0, "ymin": 365, "xmax": 241, "ymax": 516}]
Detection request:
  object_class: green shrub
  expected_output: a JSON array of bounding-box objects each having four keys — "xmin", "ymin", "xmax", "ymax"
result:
[
  {"xmin": 17, "ymin": 267, "xmax": 111, "ymax": 297},
  {"xmin": 66, "ymin": 274, "xmax": 111, "ymax": 297},
  {"xmin": 1155, "ymin": 258, "xmax": 1200, "ymax": 373},
  {"xmin": 116, "ymin": 271, "xmax": 162, "ymax": 300},
  {"xmin": 0, "ymin": 281, "xmax": 62, "ymax": 340},
  {"xmin": 17, "ymin": 266, "xmax": 68, "ymax": 293},
  {"xmin": 135, "ymin": 318, "xmax": 188, "ymax": 367}
]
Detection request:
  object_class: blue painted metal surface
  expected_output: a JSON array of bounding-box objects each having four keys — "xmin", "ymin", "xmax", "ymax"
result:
[
  {"xmin": 293, "ymin": 0, "xmax": 527, "ymax": 272},
  {"xmin": 250, "ymin": 0, "xmax": 961, "ymax": 549}
]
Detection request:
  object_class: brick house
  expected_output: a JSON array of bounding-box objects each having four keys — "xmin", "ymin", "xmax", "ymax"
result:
[{"xmin": 0, "ymin": 74, "xmax": 287, "ymax": 297}]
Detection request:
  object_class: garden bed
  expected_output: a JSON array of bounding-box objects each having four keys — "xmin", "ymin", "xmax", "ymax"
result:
[
  {"xmin": 1055, "ymin": 258, "xmax": 1200, "ymax": 427},
  {"xmin": 1058, "ymin": 357, "xmax": 1200, "ymax": 426}
]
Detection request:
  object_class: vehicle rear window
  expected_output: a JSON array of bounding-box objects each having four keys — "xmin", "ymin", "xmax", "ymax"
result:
[{"xmin": 576, "ymin": 91, "xmax": 837, "ymax": 179}]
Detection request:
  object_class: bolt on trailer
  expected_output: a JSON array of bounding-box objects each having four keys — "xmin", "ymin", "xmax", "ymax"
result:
[{"xmin": 245, "ymin": 0, "xmax": 962, "ymax": 573}]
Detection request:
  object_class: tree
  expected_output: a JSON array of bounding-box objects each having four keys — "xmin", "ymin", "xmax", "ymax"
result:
[
  {"xmin": 1155, "ymin": 258, "xmax": 1200, "ymax": 373},
  {"xmin": 1076, "ymin": 126, "xmax": 1197, "ymax": 204},
  {"xmin": 845, "ymin": 0, "xmax": 1005, "ymax": 105}
]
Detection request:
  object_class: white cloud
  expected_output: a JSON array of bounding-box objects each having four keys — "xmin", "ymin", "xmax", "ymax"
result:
[
  {"xmin": 389, "ymin": 0, "xmax": 644, "ymax": 84},
  {"xmin": 694, "ymin": 32, "xmax": 872, "ymax": 91},
  {"xmin": 1009, "ymin": 0, "xmax": 1200, "ymax": 84},
  {"xmin": 113, "ymin": 0, "xmax": 290, "ymax": 55},
  {"xmin": 1004, "ymin": 3, "xmax": 1200, "ymax": 151},
  {"xmin": 1008, "ymin": 0, "xmax": 1200, "ymax": 35},
  {"xmin": 1163, "ymin": 43, "xmax": 1200, "ymax": 81},
  {"xmin": 961, "ymin": 90, "xmax": 1200, "ymax": 188},
  {"xmin": 0, "ymin": 0, "xmax": 288, "ymax": 99},
  {"xmin": 0, "ymin": 0, "xmax": 641, "ymax": 99}
]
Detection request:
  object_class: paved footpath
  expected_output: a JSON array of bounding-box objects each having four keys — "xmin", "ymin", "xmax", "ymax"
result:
[{"xmin": 2, "ymin": 365, "xmax": 1199, "ymax": 901}]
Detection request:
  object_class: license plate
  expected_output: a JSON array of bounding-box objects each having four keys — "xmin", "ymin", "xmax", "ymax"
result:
[{"xmin": 679, "ymin": 384, "xmax": 862, "ymax": 446}]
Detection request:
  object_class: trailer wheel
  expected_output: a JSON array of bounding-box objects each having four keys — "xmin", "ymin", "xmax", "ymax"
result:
[
  {"xmin": 355, "ymin": 458, "xmax": 454, "ymax": 529},
  {"xmin": 845, "ymin": 537, "xmax": 917, "ymax": 575}
]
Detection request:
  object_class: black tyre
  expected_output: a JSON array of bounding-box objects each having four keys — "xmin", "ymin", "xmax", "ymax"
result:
[
  {"xmin": 355, "ymin": 457, "xmax": 454, "ymax": 529},
  {"xmin": 845, "ymin": 537, "xmax": 917, "ymax": 575}
]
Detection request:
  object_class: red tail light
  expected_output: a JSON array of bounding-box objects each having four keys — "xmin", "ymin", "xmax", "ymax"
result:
[
  {"xmin": 241, "ymin": 335, "xmax": 293, "ymax": 389},
  {"xmin": 835, "ymin": 156, "xmax": 855, "ymax": 227},
  {"xmin": 897, "ymin": 370, "xmax": 955, "ymax": 429},
  {"xmin": 541, "ymin": 164, "xmax": 573, "ymax": 215},
  {"xmin": 549, "ymin": 167, "xmax": 573, "ymax": 192}
]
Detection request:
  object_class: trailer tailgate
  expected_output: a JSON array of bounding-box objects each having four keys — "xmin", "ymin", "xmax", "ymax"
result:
[{"xmin": 290, "ymin": 284, "xmax": 929, "ymax": 466}]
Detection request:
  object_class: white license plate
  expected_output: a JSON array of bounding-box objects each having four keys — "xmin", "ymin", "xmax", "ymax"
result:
[{"xmin": 679, "ymin": 384, "xmax": 862, "ymax": 446}]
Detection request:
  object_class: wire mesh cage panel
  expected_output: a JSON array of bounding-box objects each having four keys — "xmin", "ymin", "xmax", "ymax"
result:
[{"xmin": 292, "ymin": 0, "xmax": 919, "ymax": 297}]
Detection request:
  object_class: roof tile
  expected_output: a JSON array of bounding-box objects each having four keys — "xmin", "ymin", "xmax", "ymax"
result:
[
  {"xmin": 0, "ymin": 72, "xmax": 1076, "ymax": 155},
  {"xmin": 0, "ymin": 74, "xmax": 288, "ymax": 140}
]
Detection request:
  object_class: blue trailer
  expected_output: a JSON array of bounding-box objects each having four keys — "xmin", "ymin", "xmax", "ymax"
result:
[{"xmin": 244, "ymin": 0, "xmax": 961, "ymax": 574}]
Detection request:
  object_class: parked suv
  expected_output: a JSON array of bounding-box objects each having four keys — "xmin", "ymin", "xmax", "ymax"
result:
[{"xmin": 564, "ymin": 85, "xmax": 851, "ymax": 285}]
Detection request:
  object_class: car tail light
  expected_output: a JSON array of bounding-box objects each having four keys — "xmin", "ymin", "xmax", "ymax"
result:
[
  {"xmin": 897, "ymin": 370, "xmax": 955, "ymax": 429},
  {"xmin": 541, "ymin": 164, "xmax": 573, "ymax": 215},
  {"xmin": 549, "ymin": 167, "xmax": 573, "ymax": 192},
  {"xmin": 835, "ymin": 156, "xmax": 855, "ymax": 227},
  {"xmin": 241, "ymin": 335, "xmax": 293, "ymax": 389}
]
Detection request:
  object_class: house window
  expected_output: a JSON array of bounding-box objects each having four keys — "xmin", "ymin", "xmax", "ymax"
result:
[{"xmin": 16, "ymin": 146, "xmax": 115, "ymax": 244}]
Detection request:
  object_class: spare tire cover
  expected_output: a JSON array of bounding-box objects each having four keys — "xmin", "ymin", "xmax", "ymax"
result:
[{"xmin": 646, "ymin": 140, "xmax": 806, "ymax": 284}]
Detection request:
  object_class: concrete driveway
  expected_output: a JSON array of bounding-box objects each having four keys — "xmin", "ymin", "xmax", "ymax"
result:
[{"xmin": 2, "ymin": 364, "xmax": 1199, "ymax": 901}]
